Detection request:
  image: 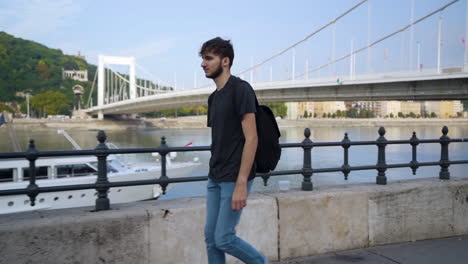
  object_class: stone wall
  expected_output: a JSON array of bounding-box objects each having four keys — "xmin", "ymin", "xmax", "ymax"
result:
[{"xmin": 0, "ymin": 178, "xmax": 467, "ymax": 264}]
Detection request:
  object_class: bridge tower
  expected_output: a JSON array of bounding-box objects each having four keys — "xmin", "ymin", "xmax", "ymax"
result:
[{"xmin": 97, "ymin": 55, "xmax": 136, "ymax": 119}]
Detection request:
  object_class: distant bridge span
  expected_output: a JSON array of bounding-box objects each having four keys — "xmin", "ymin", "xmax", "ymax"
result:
[{"xmin": 85, "ymin": 72, "xmax": 468, "ymax": 116}]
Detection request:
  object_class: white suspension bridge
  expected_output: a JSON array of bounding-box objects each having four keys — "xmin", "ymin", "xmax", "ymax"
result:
[{"xmin": 84, "ymin": 0, "xmax": 468, "ymax": 119}]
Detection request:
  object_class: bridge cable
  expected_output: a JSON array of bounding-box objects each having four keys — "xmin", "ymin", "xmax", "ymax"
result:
[
  {"xmin": 235, "ymin": 0, "xmax": 368, "ymax": 76},
  {"xmin": 86, "ymin": 68, "xmax": 98, "ymax": 108},
  {"xmin": 105, "ymin": 66, "xmax": 169, "ymax": 95},
  {"xmin": 135, "ymin": 63, "xmax": 172, "ymax": 89},
  {"xmin": 295, "ymin": 0, "xmax": 460, "ymax": 79}
]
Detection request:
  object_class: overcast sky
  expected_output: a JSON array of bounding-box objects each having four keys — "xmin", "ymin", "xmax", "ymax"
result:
[{"xmin": 0, "ymin": 0, "xmax": 466, "ymax": 89}]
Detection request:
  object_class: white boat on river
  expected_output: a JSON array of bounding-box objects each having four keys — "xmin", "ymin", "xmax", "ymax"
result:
[{"xmin": 0, "ymin": 130, "xmax": 200, "ymax": 214}]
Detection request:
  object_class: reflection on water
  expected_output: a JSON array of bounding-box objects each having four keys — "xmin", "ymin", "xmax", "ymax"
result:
[{"xmin": 1, "ymin": 124, "xmax": 467, "ymax": 199}]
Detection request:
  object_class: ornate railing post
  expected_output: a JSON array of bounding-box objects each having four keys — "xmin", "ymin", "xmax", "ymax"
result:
[
  {"xmin": 159, "ymin": 136, "xmax": 169, "ymax": 194},
  {"xmin": 26, "ymin": 139, "xmax": 39, "ymax": 206},
  {"xmin": 341, "ymin": 133, "xmax": 351, "ymax": 180},
  {"xmin": 95, "ymin": 130, "xmax": 110, "ymax": 211},
  {"xmin": 439, "ymin": 126, "xmax": 450, "ymax": 180},
  {"xmin": 301, "ymin": 128, "xmax": 313, "ymax": 191},
  {"xmin": 410, "ymin": 131, "xmax": 419, "ymax": 175},
  {"xmin": 376, "ymin": 127, "xmax": 387, "ymax": 185}
]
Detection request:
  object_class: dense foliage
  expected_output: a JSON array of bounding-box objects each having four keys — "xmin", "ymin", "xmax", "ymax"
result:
[
  {"xmin": 264, "ymin": 103, "xmax": 287, "ymax": 118},
  {"xmin": 0, "ymin": 31, "xmax": 97, "ymax": 115},
  {"xmin": 30, "ymin": 91, "xmax": 71, "ymax": 117}
]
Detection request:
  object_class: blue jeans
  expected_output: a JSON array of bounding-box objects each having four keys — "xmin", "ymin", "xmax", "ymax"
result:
[{"xmin": 205, "ymin": 178, "xmax": 267, "ymax": 264}]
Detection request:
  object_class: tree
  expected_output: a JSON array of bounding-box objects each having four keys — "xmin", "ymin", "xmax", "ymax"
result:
[
  {"xmin": 265, "ymin": 103, "xmax": 287, "ymax": 118},
  {"xmin": 398, "ymin": 112, "xmax": 404, "ymax": 118},
  {"xmin": 346, "ymin": 108, "xmax": 358, "ymax": 118},
  {"xmin": 365, "ymin": 110, "xmax": 374, "ymax": 118},
  {"xmin": 36, "ymin": 60, "xmax": 52, "ymax": 81},
  {"xmin": 322, "ymin": 113, "xmax": 327, "ymax": 118},
  {"xmin": 314, "ymin": 113, "xmax": 317, "ymax": 118},
  {"xmin": 30, "ymin": 91, "xmax": 70, "ymax": 117},
  {"xmin": 389, "ymin": 113, "xmax": 394, "ymax": 118},
  {"xmin": 430, "ymin": 112, "xmax": 437, "ymax": 118},
  {"xmin": 304, "ymin": 110, "xmax": 308, "ymax": 118},
  {"xmin": 409, "ymin": 112, "xmax": 416, "ymax": 118},
  {"xmin": 0, "ymin": 103, "xmax": 15, "ymax": 113},
  {"xmin": 359, "ymin": 110, "xmax": 366, "ymax": 118},
  {"xmin": 194, "ymin": 106, "xmax": 207, "ymax": 115}
]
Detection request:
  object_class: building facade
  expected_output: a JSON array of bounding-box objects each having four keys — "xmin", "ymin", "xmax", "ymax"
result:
[
  {"xmin": 400, "ymin": 101, "xmax": 421, "ymax": 116},
  {"xmin": 62, "ymin": 69, "xmax": 88, "ymax": 82},
  {"xmin": 313, "ymin": 101, "xmax": 346, "ymax": 117}
]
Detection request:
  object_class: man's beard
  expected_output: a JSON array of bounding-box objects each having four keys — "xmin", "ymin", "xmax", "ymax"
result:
[{"xmin": 206, "ymin": 63, "xmax": 223, "ymax": 79}]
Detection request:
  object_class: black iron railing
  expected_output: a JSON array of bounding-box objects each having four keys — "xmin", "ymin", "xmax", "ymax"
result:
[{"xmin": 0, "ymin": 126, "xmax": 467, "ymax": 212}]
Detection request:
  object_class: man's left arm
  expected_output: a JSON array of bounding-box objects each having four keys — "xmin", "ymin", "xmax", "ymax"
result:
[{"xmin": 232, "ymin": 112, "xmax": 257, "ymax": 211}]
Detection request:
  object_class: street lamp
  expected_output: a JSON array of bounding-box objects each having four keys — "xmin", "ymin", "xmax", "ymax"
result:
[
  {"xmin": 416, "ymin": 41, "xmax": 421, "ymax": 72},
  {"xmin": 25, "ymin": 92, "xmax": 31, "ymax": 118}
]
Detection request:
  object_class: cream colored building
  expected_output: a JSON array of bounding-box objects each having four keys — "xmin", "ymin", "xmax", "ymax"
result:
[
  {"xmin": 422, "ymin": 101, "xmax": 440, "ymax": 117},
  {"xmin": 62, "ymin": 69, "xmax": 88, "ymax": 82},
  {"xmin": 314, "ymin": 101, "xmax": 346, "ymax": 117},
  {"xmin": 381, "ymin": 101, "xmax": 401, "ymax": 117},
  {"xmin": 422, "ymin": 101, "xmax": 463, "ymax": 118},
  {"xmin": 453, "ymin": 100, "xmax": 464, "ymax": 116},
  {"xmin": 298, "ymin": 102, "xmax": 314, "ymax": 118},
  {"xmin": 400, "ymin": 101, "xmax": 421, "ymax": 116},
  {"xmin": 440, "ymin": 101, "xmax": 455, "ymax": 118},
  {"xmin": 355, "ymin": 101, "xmax": 382, "ymax": 116},
  {"xmin": 286, "ymin": 102, "xmax": 299, "ymax": 119}
]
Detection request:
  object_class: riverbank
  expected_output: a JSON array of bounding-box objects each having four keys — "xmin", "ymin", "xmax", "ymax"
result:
[
  {"xmin": 277, "ymin": 117, "xmax": 468, "ymax": 128},
  {"xmin": 10, "ymin": 116, "xmax": 468, "ymax": 131}
]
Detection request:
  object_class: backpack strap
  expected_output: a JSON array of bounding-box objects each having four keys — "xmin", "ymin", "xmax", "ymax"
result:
[{"xmin": 231, "ymin": 76, "xmax": 259, "ymax": 110}]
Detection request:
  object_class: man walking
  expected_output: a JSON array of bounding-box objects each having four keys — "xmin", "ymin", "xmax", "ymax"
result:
[{"xmin": 200, "ymin": 37, "xmax": 267, "ymax": 264}]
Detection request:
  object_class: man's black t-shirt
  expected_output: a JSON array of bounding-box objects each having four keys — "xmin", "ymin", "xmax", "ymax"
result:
[{"xmin": 207, "ymin": 75, "xmax": 257, "ymax": 182}]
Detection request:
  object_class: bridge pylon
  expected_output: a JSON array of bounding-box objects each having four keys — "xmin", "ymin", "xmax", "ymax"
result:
[{"xmin": 97, "ymin": 55, "xmax": 136, "ymax": 119}]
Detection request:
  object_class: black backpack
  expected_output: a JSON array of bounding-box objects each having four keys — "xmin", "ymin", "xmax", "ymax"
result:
[
  {"xmin": 253, "ymin": 98, "xmax": 282, "ymax": 173},
  {"xmin": 228, "ymin": 76, "xmax": 281, "ymax": 173}
]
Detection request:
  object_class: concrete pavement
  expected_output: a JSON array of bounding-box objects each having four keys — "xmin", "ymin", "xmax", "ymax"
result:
[{"xmin": 272, "ymin": 235, "xmax": 468, "ymax": 264}]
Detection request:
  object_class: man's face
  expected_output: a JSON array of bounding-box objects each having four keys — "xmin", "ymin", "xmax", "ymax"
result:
[{"xmin": 201, "ymin": 51, "xmax": 224, "ymax": 79}]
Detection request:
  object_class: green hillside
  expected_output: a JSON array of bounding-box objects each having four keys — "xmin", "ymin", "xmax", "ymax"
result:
[
  {"xmin": 0, "ymin": 32, "xmax": 174, "ymax": 117},
  {"xmin": 0, "ymin": 31, "xmax": 97, "ymax": 114}
]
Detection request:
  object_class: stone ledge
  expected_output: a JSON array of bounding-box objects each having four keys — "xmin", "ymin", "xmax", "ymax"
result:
[
  {"xmin": 0, "ymin": 178, "xmax": 466, "ymax": 263},
  {"xmin": 0, "ymin": 193, "xmax": 278, "ymax": 264}
]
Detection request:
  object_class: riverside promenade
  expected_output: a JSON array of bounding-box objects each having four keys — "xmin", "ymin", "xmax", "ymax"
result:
[{"xmin": 273, "ymin": 235, "xmax": 468, "ymax": 264}]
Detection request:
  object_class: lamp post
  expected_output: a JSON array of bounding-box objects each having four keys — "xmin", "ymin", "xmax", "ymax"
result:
[
  {"xmin": 437, "ymin": 13, "xmax": 443, "ymax": 74},
  {"xmin": 416, "ymin": 41, "xmax": 421, "ymax": 72},
  {"xmin": 409, "ymin": 0, "xmax": 415, "ymax": 70},
  {"xmin": 465, "ymin": 0, "xmax": 468, "ymax": 71},
  {"xmin": 26, "ymin": 93, "xmax": 31, "ymax": 118}
]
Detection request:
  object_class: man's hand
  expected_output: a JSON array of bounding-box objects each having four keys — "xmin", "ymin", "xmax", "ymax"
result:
[{"xmin": 232, "ymin": 182, "xmax": 248, "ymax": 211}]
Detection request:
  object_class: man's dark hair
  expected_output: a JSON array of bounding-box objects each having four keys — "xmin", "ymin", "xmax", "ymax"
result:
[{"xmin": 199, "ymin": 37, "xmax": 234, "ymax": 67}]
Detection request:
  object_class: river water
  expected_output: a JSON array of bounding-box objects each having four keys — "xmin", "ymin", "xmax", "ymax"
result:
[{"xmin": 1, "ymin": 124, "xmax": 467, "ymax": 199}]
